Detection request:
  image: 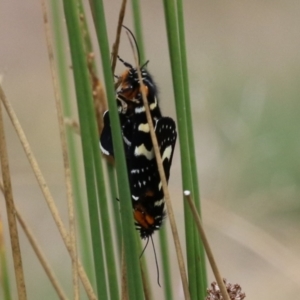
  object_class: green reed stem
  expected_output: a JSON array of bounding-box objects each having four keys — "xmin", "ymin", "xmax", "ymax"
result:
[
  {"xmin": 176, "ymin": 0, "xmax": 207, "ymax": 297},
  {"xmin": 131, "ymin": 0, "xmax": 146, "ymax": 63},
  {"xmin": 90, "ymin": 0, "xmax": 144, "ymax": 298},
  {"xmin": 162, "ymin": 0, "xmax": 202, "ymax": 298},
  {"xmin": 107, "ymin": 164, "xmax": 122, "ymax": 260},
  {"xmin": 61, "ymin": 0, "xmax": 108, "ymax": 297},
  {"xmin": 159, "ymin": 227, "xmax": 173, "ymax": 300},
  {"xmin": 50, "ymin": 0, "xmax": 94, "ymax": 284}
]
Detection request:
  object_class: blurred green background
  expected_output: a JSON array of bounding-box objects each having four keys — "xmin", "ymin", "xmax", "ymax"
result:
[{"xmin": 0, "ymin": 0, "xmax": 299, "ymax": 299}]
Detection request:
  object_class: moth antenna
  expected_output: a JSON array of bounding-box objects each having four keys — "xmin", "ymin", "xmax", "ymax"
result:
[
  {"xmin": 150, "ymin": 235, "xmax": 161, "ymax": 287},
  {"xmin": 117, "ymin": 55, "xmax": 133, "ymax": 69},
  {"xmin": 122, "ymin": 25, "xmax": 141, "ymax": 66},
  {"xmin": 140, "ymin": 60, "xmax": 149, "ymax": 69},
  {"xmin": 139, "ymin": 236, "xmax": 149, "ymax": 259}
]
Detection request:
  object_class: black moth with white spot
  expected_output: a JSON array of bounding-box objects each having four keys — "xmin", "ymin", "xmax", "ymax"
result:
[{"xmin": 100, "ymin": 58, "xmax": 177, "ymax": 239}]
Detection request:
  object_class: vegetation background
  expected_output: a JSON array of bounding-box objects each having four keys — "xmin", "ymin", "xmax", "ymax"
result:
[{"xmin": 0, "ymin": 0, "xmax": 299, "ymax": 299}]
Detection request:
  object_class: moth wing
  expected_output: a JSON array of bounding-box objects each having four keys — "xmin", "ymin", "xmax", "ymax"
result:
[
  {"xmin": 100, "ymin": 110, "xmax": 114, "ymax": 156},
  {"xmin": 100, "ymin": 110, "xmax": 133, "ymax": 158},
  {"xmin": 154, "ymin": 117, "xmax": 177, "ymax": 182},
  {"xmin": 128, "ymin": 116, "xmax": 177, "ymax": 198}
]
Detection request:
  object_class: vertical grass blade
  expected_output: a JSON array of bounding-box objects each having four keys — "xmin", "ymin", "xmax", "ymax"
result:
[
  {"xmin": 61, "ymin": 0, "xmax": 108, "ymax": 297},
  {"xmin": 92, "ymin": 135, "xmax": 120, "ymax": 299},
  {"xmin": 107, "ymin": 164, "xmax": 122, "ymax": 259},
  {"xmin": 130, "ymin": 0, "xmax": 145, "ymax": 63},
  {"xmin": 89, "ymin": 0, "xmax": 144, "ymax": 298},
  {"xmin": 71, "ymin": 4, "xmax": 121, "ymax": 296},
  {"xmin": 50, "ymin": 0, "xmax": 94, "ymax": 283},
  {"xmin": 176, "ymin": 0, "xmax": 207, "ymax": 297},
  {"xmin": 158, "ymin": 227, "xmax": 173, "ymax": 300},
  {"xmin": 41, "ymin": 1, "xmax": 80, "ymax": 296},
  {"xmin": 185, "ymin": 192, "xmax": 230, "ymax": 300},
  {"xmin": 161, "ymin": 0, "xmax": 200, "ymax": 298}
]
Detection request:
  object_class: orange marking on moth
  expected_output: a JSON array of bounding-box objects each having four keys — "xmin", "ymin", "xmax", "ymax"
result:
[
  {"xmin": 133, "ymin": 203, "xmax": 155, "ymax": 229},
  {"xmin": 119, "ymin": 71, "xmax": 149, "ymax": 100},
  {"xmin": 144, "ymin": 190, "xmax": 154, "ymax": 197}
]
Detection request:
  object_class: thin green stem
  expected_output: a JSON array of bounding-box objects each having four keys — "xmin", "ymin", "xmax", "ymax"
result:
[
  {"xmin": 159, "ymin": 227, "xmax": 173, "ymax": 300},
  {"xmin": 185, "ymin": 192, "xmax": 230, "ymax": 300},
  {"xmin": 50, "ymin": 0, "xmax": 94, "ymax": 284},
  {"xmin": 107, "ymin": 163, "xmax": 122, "ymax": 260},
  {"xmin": 176, "ymin": 0, "xmax": 207, "ymax": 297},
  {"xmin": 61, "ymin": 0, "xmax": 108, "ymax": 297},
  {"xmin": 162, "ymin": 0, "xmax": 200, "ymax": 298},
  {"xmin": 131, "ymin": 0, "xmax": 145, "ymax": 63},
  {"xmin": 90, "ymin": 0, "xmax": 144, "ymax": 298}
]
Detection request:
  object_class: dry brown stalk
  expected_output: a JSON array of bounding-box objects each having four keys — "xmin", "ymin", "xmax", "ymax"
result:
[
  {"xmin": 1, "ymin": 181, "xmax": 68, "ymax": 299},
  {"xmin": 111, "ymin": 0, "xmax": 128, "ymax": 74},
  {"xmin": 184, "ymin": 191, "xmax": 230, "ymax": 300},
  {"xmin": 0, "ymin": 87, "xmax": 96, "ymax": 300},
  {"xmin": 0, "ymin": 87, "xmax": 27, "ymax": 300},
  {"xmin": 17, "ymin": 208, "xmax": 68, "ymax": 299},
  {"xmin": 87, "ymin": 53, "xmax": 107, "ymax": 134}
]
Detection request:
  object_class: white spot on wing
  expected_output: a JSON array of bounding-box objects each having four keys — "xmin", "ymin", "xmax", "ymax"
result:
[
  {"xmin": 123, "ymin": 135, "xmax": 131, "ymax": 146},
  {"xmin": 134, "ymin": 144, "xmax": 154, "ymax": 160},
  {"xmin": 135, "ymin": 106, "xmax": 145, "ymax": 113},
  {"xmin": 149, "ymin": 97, "xmax": 158, "ymax": 110},
  {"xmin": 138, "ymin": 123, "xmax": 150, "ymax": 133},
  {"xmin": 99, "ymin": 142, "xmax": 110, "ymax": 156},
  {"xmin": 158, "ymin": 181, "xmax": 162, "ymax": 190},
  {"xmin": 154, "ymin": 199, "xmax": 164, "ymax": 207},
  {"xmin": 162, "ymin": 145, "xmax": 173, "ymax": 162}
]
